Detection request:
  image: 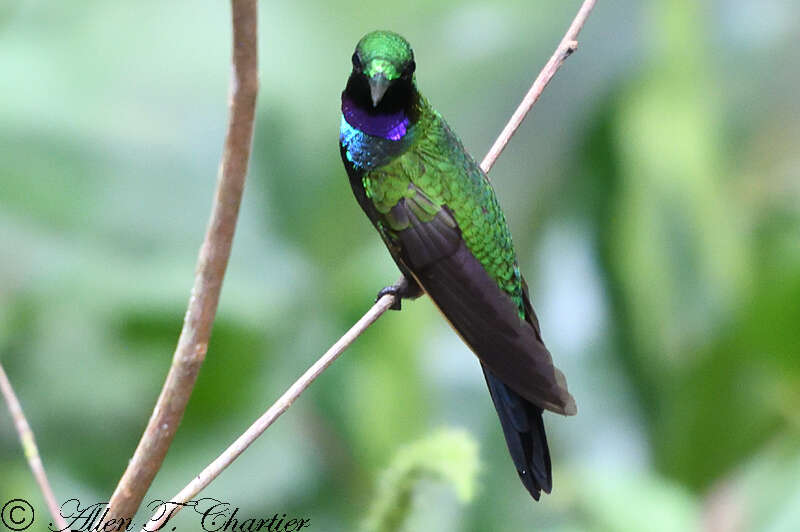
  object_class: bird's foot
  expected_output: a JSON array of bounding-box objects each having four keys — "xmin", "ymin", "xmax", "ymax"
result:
[{"xmin": 376, "ymin": 276, "xmax": 422, "ymax": 311}]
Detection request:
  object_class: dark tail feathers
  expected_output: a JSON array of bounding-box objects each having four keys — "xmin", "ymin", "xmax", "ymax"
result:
[{"xmin": 482, "ymin": 366, "xmax": 552, "ymax": 500}]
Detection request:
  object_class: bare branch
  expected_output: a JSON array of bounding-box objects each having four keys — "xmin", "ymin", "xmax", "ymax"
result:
[
  {"xmin": 105, "ymin": 0, "xmax": 259, "ymax": 523},
  {"xmin": 140, "ymin": 295, "xmax": 396, "ymax": 531},
  {"xmin": 480, "ymin": 0, "xmax": 596, "ymax": 173},
  {"xmin": 144, "ymin": 0, "xmax": 597, "ymax": 523},
  {"xmin": 0, "ymin": 363, "xmax": 69, "ymax": 531}
]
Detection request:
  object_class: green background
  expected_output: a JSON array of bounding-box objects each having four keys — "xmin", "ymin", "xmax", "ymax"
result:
[{"xmin": 1, "ymin": 1, "xmax": 799, "ymax": 530}]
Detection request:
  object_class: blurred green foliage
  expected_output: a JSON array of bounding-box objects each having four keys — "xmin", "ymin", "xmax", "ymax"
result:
[
  {"xmin": 1, "ymin": 1, "xmax": 798, "ymax": 530},
  {"xmin": 364, "ymin": 429, "xmax": 478, "ymax": 532}
]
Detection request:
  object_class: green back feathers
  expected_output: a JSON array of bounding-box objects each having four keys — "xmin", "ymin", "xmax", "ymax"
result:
[
  {"xmin": 355, "ymin": 31, "xmax": 415, "ymax": 81},
  {"xmin": 362, "ymin": 102, "xmax": 525, "ymax": 314}
]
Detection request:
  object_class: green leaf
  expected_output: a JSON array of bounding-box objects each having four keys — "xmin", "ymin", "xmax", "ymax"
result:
[{"xmin": 364, "ymin": 428, "xmax": 480, "ymax": 532}]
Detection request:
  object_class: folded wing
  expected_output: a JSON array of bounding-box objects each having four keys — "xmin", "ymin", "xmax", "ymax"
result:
[{"xmin": 387, "ymin": 189, "xmax": 576, "ymax": 416}]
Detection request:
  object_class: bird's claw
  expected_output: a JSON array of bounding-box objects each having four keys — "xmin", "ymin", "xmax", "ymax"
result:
[
  {"xmin": 376, "ymin": 284, "xmax": 404, "ymax": 311},
  {"xmin": 376, "ymin": 276, "xmax": 423, "ymax": 311}
]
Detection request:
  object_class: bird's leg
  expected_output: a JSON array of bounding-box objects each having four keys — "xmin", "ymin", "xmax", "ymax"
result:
[{"xmin": 376, "ymin": 275, "xmax": 423, "ymax": 311}]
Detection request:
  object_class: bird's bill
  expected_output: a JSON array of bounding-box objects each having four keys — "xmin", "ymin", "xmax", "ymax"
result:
[{"xmin": 369, "ymin": 74, "xmax": 390, "ymax": 107}]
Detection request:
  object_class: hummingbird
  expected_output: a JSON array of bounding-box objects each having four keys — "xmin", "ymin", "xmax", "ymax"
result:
[{"xmin": 339, "ymin": 30, "xmax": 576, "ymax": 500}]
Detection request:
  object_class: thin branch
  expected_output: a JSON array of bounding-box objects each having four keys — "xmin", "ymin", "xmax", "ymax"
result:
[
  {"xmin": 144, "ymin": 1, "xmax": 596, "ymax": 525},
  {"xmin": 140, "ymin": 295, "xmax": 396, "ymax": 531},
  {"xmin": 480, "ymin": 0, "xmax": 596, "ymax": 173},
  {"xmin": 0, "ymin": 363, "xmax": 69, "ymax": 532},
  {"xmin": 105, "ymin": 0, "xmax": 259, "ymax": 524}
]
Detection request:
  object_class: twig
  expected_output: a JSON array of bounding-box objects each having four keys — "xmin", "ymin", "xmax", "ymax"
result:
[
  {"xmin": 140, "ymin": 295, "xmax": 396, "ymax": 531},
  {"xmin": 144, "ymin": 0, "xmax": 596, "ymax": 524},
  {"xmin": 480, "ymin": 0, "xmax": 596, "ymax": 173},
  {"xmin": 105, "ymin": 0, "xmax": 259, "ymax": 524},
  {"xmin": 0, "ymin": 363, "xmax": 70, "ymax": 531}
]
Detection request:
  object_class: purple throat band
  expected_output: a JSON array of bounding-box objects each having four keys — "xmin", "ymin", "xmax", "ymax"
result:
[{"xmin": 342, "ymin": 97, "xmax": 409, "ymax": 141}]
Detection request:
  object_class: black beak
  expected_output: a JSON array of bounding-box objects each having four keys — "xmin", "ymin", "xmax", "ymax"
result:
[{"xmin": 368, "ymin": 74, "xmax": 390, "ymax": 107}]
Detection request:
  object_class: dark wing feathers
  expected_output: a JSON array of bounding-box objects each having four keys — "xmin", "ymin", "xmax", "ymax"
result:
[
  {"xmin": 389, "ymin": 187, "xmax": 576, "ymax": 416},
  {"xmin": 386, "ymin": 194, "xmax": 460, "ymax": 267},
  {"xmin": 389, "ymin": 186, "xmax": 571, "ymax": 499}
]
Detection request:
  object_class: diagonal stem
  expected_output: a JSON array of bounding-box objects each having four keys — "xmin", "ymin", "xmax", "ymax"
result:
[
  {"xmin": 480, "ymin": 0, "xmax": 596, "ymax": 173},
  {"xmin": 0, "ymin": 362, "xmax": 70, "ymax": 531}
]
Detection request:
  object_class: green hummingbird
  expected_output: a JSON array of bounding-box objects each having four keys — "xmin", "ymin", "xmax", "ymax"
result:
[{"xmin": 339, "ymin": 30, "xmax": 576, "ymax": 500}]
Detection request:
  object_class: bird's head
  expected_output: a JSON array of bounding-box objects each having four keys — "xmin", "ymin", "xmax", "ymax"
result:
[{"xmin": 347, "ymin": 30, "xmax": 416, "ymax": 109}]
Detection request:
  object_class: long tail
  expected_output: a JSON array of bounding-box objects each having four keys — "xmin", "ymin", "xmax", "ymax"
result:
[{"xmin": 482, "ymin": 365, "xmax": 552, "ymax": 500}]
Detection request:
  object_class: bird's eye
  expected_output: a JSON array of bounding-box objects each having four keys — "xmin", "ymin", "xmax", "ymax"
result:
[
  {"xmin": 351, "ymin": 53, "xmax": 361, "ymax": 70},
  {"xmin": 400, "ymin": 60, "xmax": 415, "ymax": 80}
]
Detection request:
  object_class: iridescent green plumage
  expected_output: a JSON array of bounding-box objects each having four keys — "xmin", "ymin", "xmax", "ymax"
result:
[
  {"xmin": 340, "ymin": 30, "xmax": 575, "ymax": 500},
  {"xmin": 355, "ymin": 31, "xmax": 412, "ymax": 81},
  {"xmin": 363, "ymin": 99, "xmax": 525, "ymax": 315}
]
